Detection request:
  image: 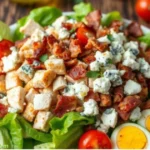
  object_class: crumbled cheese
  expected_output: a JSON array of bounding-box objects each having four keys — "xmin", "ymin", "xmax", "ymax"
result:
[
  {"xmin": 122, "ymin": 58, "xmax": 139, "ymax": 70},
  {"xmin": 110, "ymin": 29, "xmax": 126, "ymax": 44},
  {"xmin": 129, "ymin": 107, "xmax": 142, "ymax": 122},
  {"xmin": 93, "ymin": 77, "xmax": 111, "ymax": 94},
  {"xmin": 101, "ymin": 108, "xmax": 118, "ymax": 128},
  {"xmin": 73, "ymin": 82, "xmax": 89, "ymax": 100},
  {"xmin": 104, "ymin": 64, "xmax": 116, "ymax": 70},
  {"xmin": 124, "ymin": 80, "xmax": 142, "ymax": 95},
  {"xmin": 140, "ymin": 42, "xmax": 148, "ymax": 51},
  {"xmin": 45, "ymin": 26, "xmax": 55, "ymax": 35},
  {"xmin": 97, "ymin": 35, "xmax": 111, "ymax": 43},
  {"xmin": 104, "ymin": 70, "xmax": 123, "ymax": 87},
  {"xmin": 63, "ymin": 84, "xmax": 75, "ymax": 96},
  {"xmin": 2, "ymin": 48, "xmax": 19, "ymax": 72},
  {"xmin": 58, "ymin": 27, "xmax": 70, "ymax": 40},
  {"xmin": 95, "ymin": 51, "xmax": 113, "ymax": 66},
  {"xmin": 95, "ymin": 120, "xmax": 109, "ymax": 133},
  {"xmin": 31, "ymin": 28, "xmax": 45, "ymax": 42},
  {"xmin": 138, "ymin": 58, "xmax": 150, "ymax": 78},
  {"xmin": 123, "ymin": 50, "xmax": 136, "ymax": 60},
  {"xmin": 124, "ymin": 41, "xmax": 139, "ymax": 56},
  {"xmin": 90, "ymin": 61, "xmax": 100, "ymax": 71},
  {"xmin": 21, "ymin": 64, "xmax": 34, "ymax": 75},
  {"xmin": 81, "ymin": 99, "xmax": 99, "ymax": 116}
]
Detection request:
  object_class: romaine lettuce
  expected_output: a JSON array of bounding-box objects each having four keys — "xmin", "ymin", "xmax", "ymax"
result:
[
  {"xmin": 0, "ymin": 21, "xmax": 12, "ymax": 41},
  {"xmin": 138, "ymin": 33, "xmax": 150, "ymax": 46},
  {"xmin": 13, "ymin": 6, "xmax": 62, "ymax": 41}
]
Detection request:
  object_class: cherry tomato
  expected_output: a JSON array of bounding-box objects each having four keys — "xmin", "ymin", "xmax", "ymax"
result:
[
  {"xmin": 78, "ymin": 130, "xmax": 112, "ymax": 149},
  {"xmin": 0, "ymin": 103, "xmax": 8, "ymax": 118},
  {"xmin": 0, "ymin": 39, "xmax": 14, "ymax": 59},
  {"xmin": 135, "ymin": 0, "xmax": 150, "ymax": 22},
  {"xmin": 77, "ymin": 27, "xmax": 94, "ymax": 45}
]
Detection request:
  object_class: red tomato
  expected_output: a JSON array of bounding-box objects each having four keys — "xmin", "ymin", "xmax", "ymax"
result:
[
  {"xmin": 77, "ymin": 27, "xmax": 94, "ymax": 45},
  {"xmin": 0, "ymin": 40, "xmax": 14, "ymax": 59},
  {"xmin": 78, "ymin": 130, "xmax": 112, "ymax": 149},
  {"xmin": 135, "ymin": 0, "xmax": 150, "ymax": 22}
]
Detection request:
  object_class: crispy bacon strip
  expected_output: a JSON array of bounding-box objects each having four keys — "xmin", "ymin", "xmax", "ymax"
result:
[
  {"xmin": 86, "ymin": 10, "xmax": 101, "ymax": 31},
  {"xmin": 113, "ymin": 86, "xmax": 124, "ymax": 103},
  {"xmin": 99, "ymin": 94, "xmax": 112, "ymax": 107},
  {"xmin": 54, "ymin": 95, "xmax": 77, "ymax": 117},
  {"xmin": 127, "ymin": 22, "xmax": 143, "ymax": 37},
  {"xmin": 68, "ymin": 64, "xmax": 87, "ymax": 80},
  {"xmin": 82, "ymin": 53, "xmax": 96, "ymax": 64}
]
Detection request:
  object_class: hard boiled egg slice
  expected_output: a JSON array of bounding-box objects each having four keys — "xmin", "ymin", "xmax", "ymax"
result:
[
  {"xmin": 138, "ymin": 109, "xmax": 150, "ymax": 132},
  {"xmin": 111, "ymin": 123, "xmax": 150, "ymax": 149}
]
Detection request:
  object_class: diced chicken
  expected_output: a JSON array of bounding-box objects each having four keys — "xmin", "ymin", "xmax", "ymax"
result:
[
  {"xmin": 7, "ymin": 86, "xmax": 25, "ymax": 113},
  {"xmin": 20, "ymin": 19, "xmax": 44, "ymax": 36},
  {"xmin": 33, "ymin": 70, "xmax": 56, "ymax": 88},
  {"xmin": 0, "ymin": 75, "xmax": 5, "ymax": 81},
  {"xmin": 65, "ymin": 75, "xmax": 88, "ymax": 84},
  {"xmin": 25, "ymin": 88, "xmax": 38, "ymax": 103},
  {"xmin": 88, "ymin": 78, "xmax": 94, "ymax": 88},
  {"xmin": 33, "ymin": 111, "xmax": 53, "ymax": 132},
  {"xmin": 53, "ymin": 76, "xmax": 67, "ymax": 92},
  {"xmin": 17, "ymin": 61, "xmax": 34, "ymax": 83},
  {"xmin": 0, "ymin": 80, "xmax": 6, "ymax": 94},
  {"xmin": 5, "ymin": 71, "xmax": 22, "ymax": 90},
  {"xmin": 24, "ymin": 79, "xmax": 33, "ymax": 92},
  {"xmin": 33, "ymin": 93, "xmax": 52, "ymax": 110},
  {"xmin": 23, "ymin": 103, "xmax": 38, "ymax": 122},
  {"xmin": 44, "ymin": 58, "xmax": 66, "ymax": 75}
]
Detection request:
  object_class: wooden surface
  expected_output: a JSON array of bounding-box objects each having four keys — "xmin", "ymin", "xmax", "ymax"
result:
[{"xmin": 0, "ymin": 0, "xmax": 150, "ymax": 28}]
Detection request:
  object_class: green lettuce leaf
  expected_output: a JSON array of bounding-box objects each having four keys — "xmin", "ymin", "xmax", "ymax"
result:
[
  {"xmin": 13, "ymin": 6, "xmax": 62, "ymax": 41},
  {"xmin": 35, "ymin": 112, "xmax": 95, "ymax": 149},
  {"xmin": 17, "ymin": 115, "xmax": 52, "ymax": 143},
  {"xmin": 0, "ymin": 113, "xmax": 23, "ymax": 148},
  {"xmin": 0, "ymin": 127, "xmax": 13, "ymax": 149},
  {"xmin": 0, "ymin": 21, "xmax": 12, "ymax": 41},
  {"xmin": 138, "ymin": 33, "xmax": 150, "ymax": 47},
  {"xmin": 102, "ymin": 11, "xmax": 122, "ymax": 26},
  {"xmin": 68, "ymin": 2, "xmax": 93, "ymax": 21}
]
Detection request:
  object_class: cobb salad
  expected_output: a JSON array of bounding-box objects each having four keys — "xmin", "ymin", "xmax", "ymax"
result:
[{"xmin": 0, "ymin": 2, "xmax": 150, "ymax": 149}]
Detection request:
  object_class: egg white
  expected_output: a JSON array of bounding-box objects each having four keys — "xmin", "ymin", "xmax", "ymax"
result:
[
  {"xmin": 138, "ymin": 109, "xmax": 150, "ymax": 132},
  {"xmin": 111, "ymin": 123, "xmax": 150, "ymax": 149}
]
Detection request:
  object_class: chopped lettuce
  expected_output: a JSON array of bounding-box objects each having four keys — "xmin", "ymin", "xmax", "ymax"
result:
[
  {"xmin": 68, "ymin": 2, "xmax": 93, "ymax": 21},
  {"xmin": 17, "ymin": 116, "xmax": 52, "ymax": 143},
  {"xmin": 13, "ymin": 6, "xmax": 62, "ymax": 41},
  {"xmin": 0, "ymin": 21, "xmax": 12, "ymax": 41},
  {"xmin": 35, "ymin": 112, "xmax": 95, "ymax": 149},
  {"xmin": 0, "ymin": 127, "xmax": 13, "ymax": 149},
  {"xmin": 102, "ymin": 11, "xmax": 122, "ymax": 26},
  {"xmin": 0, "ymin": 113, "xmax": 23, "ymax": 148},
  {"xmin": 138, "ymin": 33, "xmax": 150, "ymax": 47}
]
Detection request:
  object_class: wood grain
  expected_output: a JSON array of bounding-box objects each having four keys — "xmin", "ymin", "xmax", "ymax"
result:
[{"xmin": 0, "ymin": 0, "xmax": 149, "ymax": 28}]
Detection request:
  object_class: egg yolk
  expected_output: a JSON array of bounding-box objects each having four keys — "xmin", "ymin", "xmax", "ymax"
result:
[
  {"xmin": 145, "ymin": 115, "xmax": 150, "ymax": 131},
  {"xmin": 117, "ymin": 126, "xmax": 147, "ymax": 149}
]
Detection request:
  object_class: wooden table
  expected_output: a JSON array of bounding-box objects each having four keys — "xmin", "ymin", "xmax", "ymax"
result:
[{"xmin": 0, "ymin": 0, "xmax": 150, "ymax": 28}]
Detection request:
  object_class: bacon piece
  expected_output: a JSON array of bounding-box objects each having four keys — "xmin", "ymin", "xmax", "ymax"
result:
[
  {"xmin": 127, "ymin": 22, "xmax": 143, "ymax": 37},
  {"xmin": 110, "ymin": 20, "xmax": 123, "ymax": 32},
  {"xmin": 118, "ymin": 63, "xmax": 135, "ymax": 80},
  {"xmin": 118, "ymin": 95, "xmax": 141, "ymax": 113},
  {"xmin": 54, "ymin": 95, "xmax": 77, "ymax": 117},
  {"xmin": 113, "ymin": 86, "xmax": 124, "ymax": 103},
  {"xmin": 82, "ymin": 53, "xmax": 96, "ymax": 64},
  {"xmin": 52, "ymin": 43, "xmax": 63, "ymax": 56},
  {"xmin": 59, "ymin": 50, "xmax": 71, "ymax": 61},
  {"xmin": 86, "ymin": 10, "xmax": 101, "ymax": 31},
  {"xmin": 65, "ymin": 59, "xmax": 78, "ymax": 68},
  {"xmin": 62, "ymin": 22, "xmax": 73, "ymax": 30},
  {"xmin": 47, "ymin": 35, "xmax": 58, "ymax": 50},
  {"xmin": 85, "ymin": 89, "xmax": 100, "ymax": 102},
  {"xmin": 96, "ymin": 27, "xmax": 110, "ymax": 38},
  {"xmin": 68, "ymin": 64, "xmax": 87, "ymax": 80},
  {"xmin": 99, "ymin": 94, "xmax": 112, "ymax": 107},
  {"xmin": 0, "ymin": 103, "xmax": 8, "ymax": 118},
  {"xmin": 117, "ymin": 95, "xmax": 142, "ymax": 121},
  {"xmin": 141, "ymin": 100, "xmax": 150, "ymax": 110},
  {"xmin": 69, "ymin": 39, "xmax": 82, "ymax": 58},
  {"xmin": 85, "ymin": 38, "xmax": 108, "ymax": 52}
]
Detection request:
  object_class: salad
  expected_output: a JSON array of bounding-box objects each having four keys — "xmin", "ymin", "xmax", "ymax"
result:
[{"xmin": 0, "ymin": 2, "xmax": 150, "ymax": 149}]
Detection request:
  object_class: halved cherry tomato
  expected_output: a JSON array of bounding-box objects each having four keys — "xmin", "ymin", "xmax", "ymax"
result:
[
  {"xmin": 135, "ymin": 0, "xmax": 150, "ymax": 22},
  {"xmin": 77, "ymin": 27, "xmax": 94, "ymax": 45},
  {"xmin": 78, "ymin": 130, "xmax": 112, "ymax": 149},
  {"xmin": 0, "ymin": 103, "xmax": 8, "ymax": 118},
  {"xmin": 0, "ymin": 39, "xmax": 14, "ymax": 59}
]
